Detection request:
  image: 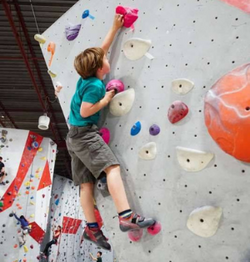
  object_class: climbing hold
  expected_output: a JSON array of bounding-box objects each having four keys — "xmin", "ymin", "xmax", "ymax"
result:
[
  {"xmin": 82, "ymin": 9, "xmax": 95, "ymax": 19},
  {"xmin": 34, "ymin": 34, "xmax": 46, "ymax": 44},
  {"xmin": 204, "ymin": 63, "xmax": 250, "ymax": 162},
  {"xmin": 110, "ymin": 88, "xmax": 135, "ymax": 116},
  {"xmin": 31, "ymin": 141, "xmax": 39, "ymax": 149},
  {"xmin": 25, "ymin": 191, "xmax": 29, "ymax": 195},
  {"xmin": 168, "ymin": 101, "xmax": 189, "ymax": 124},
  {"xmin": 55, "ymin": 199, "xmax": 60, "ymax": 205},
  {"xmin": 149, "ymin": 124, "xmax": 160, "ymax": 136},
  {"xmin": 7, "ymin": 192, "xmax": 12, "ymax": 196},
  {"xmin": 176, "ymin": 147, "xmax": 214, "ymax": 172},
  {"xmin": 187, "ymin": 206, "xmax": 222, "ymax": 238},
  {"xmin": 9, "ymin": 213, "xmax": 13, "ymax": 217},
  {"xmin": 130, "ymin": 121, "xmax": 141, "ymax": 136},
  {"xmin": 147, "ymin": 221, "xmax": 162, "ymax": 235},
  {"xmin": 55, "ymin": 81, "xmax": 63, "ymax": 97},
  {"xmin": 54, "ymin": 194, "xmax": 58, "ymax": 199},
  {"xmin": 42, "ymin": 194, "xmax": 45, "ymax": 198},
  {"xmin": 47, "ymin": 42, "xmax": 55, "ymax": 67},
  {"xmin": 128, "ymin": 229, "xmax": 143, "ymax": 242},
  {"xmin": 30, "ymin": 245, "xmax": 33, "ymax": 249},
  {"xmin": 65, "ymin": 24, "xmax": 81, "ymax": 41},
  {"xmin": 99, "ymin": 128, "xmax": 110, "ymax": 144},
  {"xmin": 48, "ymin": 69, "xmax": 57, "ymax": 78},
  {"xmin": 123, "ymin": 38, "xmax": 153, "ymax": 60},
  {"xmin": 106, "ymin": 79, "xmax": 125, "ymax": 93},
  {"xmin": 171, "ymin": 78, "xmax": 194, "ymax": 95},
  {"xmin": 14, "ymin": 244, "xmax": 18, "ymax": 248},
  {"xmin": 30, "ymin": 214, "xmax": 34, "ymax": 218},
  {"xmin": 139, "ymin": 142, "xmax": 157, "ymax": 160},
  {"xmin": 116, "ymin": 6, "xmax": 139, "ymax": 28},
  {"xmin": 0, "ymin": 201, "xmax": 3, "ymax": 207},
  {"xmin": 23, "ymin": 245, "xmax": 28, "ymax": 252},
  {"xmin": 38, "ymin": 147, "xmax": 43, "ymax": 152},
  {"xmin": 24, "ymin": 181, "xmax": 30, "ymax": 186},
  {"xmin": 30, "ymin": 201, "xmax": 35, "ymax": 205},
  {"xmin": 219, "ymin": 0, "xmax": 250, "ymax": 13}
]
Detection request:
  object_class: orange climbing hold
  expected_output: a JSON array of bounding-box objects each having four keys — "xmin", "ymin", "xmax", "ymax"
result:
[
  {"xmin": 14, "ymin": 244, "xmax": 18, "ymax": 248},
  {"xmin": 220, "ymin": 0, "xmax": 250, "ymax": 13},
  {"xmin": 204, "ymin": 63, "xmax": 250, "ymax": 162}
]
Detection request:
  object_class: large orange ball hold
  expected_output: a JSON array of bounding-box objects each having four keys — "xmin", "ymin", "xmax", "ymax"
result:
[{"xmin": 204, "ymin": 63, "xmax": 250, "ymax": 162}]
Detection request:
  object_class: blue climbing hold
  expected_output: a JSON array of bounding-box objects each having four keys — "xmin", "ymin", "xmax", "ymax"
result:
[
  {"xmin": 32, "ymin": 141, "xmax": 39, "ymax": 149},
  {"xmin": 59, "ymin": 213, "xmax": 61, "ymax": 216},
  {"xmin": 30, "ymin": 196, "xmax": 34, "ymax": 199},
  {"xmin": 82, "ymin": 9, "xmax": 95, "ymax": 19},
  {"xmin": 55, "ymin": 199, "xmax": 60, "ymax": 206},
  {"xmin": 130, "ymin": 121, "xmax": 141, "ymax": 136},
  {"xmin": 82, "ymin": 9, "xmax": 89, "ymax": 18}
]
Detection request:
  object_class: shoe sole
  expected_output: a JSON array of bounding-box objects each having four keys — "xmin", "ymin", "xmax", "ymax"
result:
[
  {"xmin": 83, "ymin": 235, "xmax": 111, "ymax": 251},
  {"xmin": 120, "ymin": 220, "xmax": 156, "ymax": 232}
]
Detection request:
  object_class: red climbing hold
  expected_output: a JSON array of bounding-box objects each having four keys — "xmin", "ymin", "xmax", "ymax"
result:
[
  {"xmin": 128, "ymin": 229, "xmax": 143, "ymax": 242},
  {"xmin": 147, "ymin": 221, "xmax": 162, "ymax": 235},
  {"xmin": 168, "ymin": 101, "xmax": 189, "ymax": 124}
]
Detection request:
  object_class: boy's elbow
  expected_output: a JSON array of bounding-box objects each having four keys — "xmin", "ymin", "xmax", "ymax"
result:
[{"xmin": 80, "ymin": 112, "xmax": 89, "ymax": 118}]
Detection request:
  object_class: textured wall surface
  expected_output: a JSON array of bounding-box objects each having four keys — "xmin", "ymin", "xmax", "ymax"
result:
[
  {"xmin": 39, "ymin": 0, "xmax": 250, "ymax": 261},
  {"xmin": 0, "ymin": 128, "xmax": 56, "ymax": 262},
  {"xmin": 48, "ymin": 175, "xmax": 113, "ymax": 262}
]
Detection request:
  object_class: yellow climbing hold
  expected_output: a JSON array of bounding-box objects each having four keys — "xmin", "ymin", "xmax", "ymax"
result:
[
  {"xmin": 41, "ymin": 156, "xmax": 46, "ymax": 160},
  {"xmin": 23, "ymin": 245, "xmax": 28, "ymax": 252},
  {"xmin": 30, "ymin": 201, "xmax": 35, "ymax": 205},
  {"xmin": 24, "ymin": 181, "xmax": 30, "ymax": 186},
  {"xmin": 30, "ymin": 214, "xmax": 34, "ymax": 218},
  {"xmin": 38, "ymin": 147, "xmax": 43, "ymax": 152},
  {"xmin": 35, "ymin": 174, "xmax": 39, "ymax": 179}
]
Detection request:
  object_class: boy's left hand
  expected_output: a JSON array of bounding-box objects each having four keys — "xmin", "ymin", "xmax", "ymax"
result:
[{"xmin": 113, "ymin": 14, "xmax": 124, "ymax": 30}]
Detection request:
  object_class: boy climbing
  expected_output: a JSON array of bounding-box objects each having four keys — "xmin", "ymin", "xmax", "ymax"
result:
[
  {"xmin": 90, "ymin": 251, "xmax": 103, "ymax": 262},
  {"xmin": 66, "ymin": 13, "xmax": 155, "ymax": 251},
  {"xmin": 0, "ymin": 156, "xmax": 6, "ymax": 185},
  {"xmin": 12, "ymin": 211, "xmax": 31, "ymax": 247},
  {"xmin": 41, "ymin": 225, "xmax": 62, "ymax": 257}
]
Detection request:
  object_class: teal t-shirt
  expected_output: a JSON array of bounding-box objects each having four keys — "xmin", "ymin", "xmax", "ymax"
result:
[{"xmin": 69, "ymin": 77, "xmax": 106, "ymax": 126}]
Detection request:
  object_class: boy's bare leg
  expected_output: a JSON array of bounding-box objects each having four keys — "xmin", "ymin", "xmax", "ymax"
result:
[
  {"xmin": 105, "ymin": 165, "xmax": 130, "ymax": 213},
  {"xmin": 80, "ymin": 183, "xmax": 96, "ymax": 222}
]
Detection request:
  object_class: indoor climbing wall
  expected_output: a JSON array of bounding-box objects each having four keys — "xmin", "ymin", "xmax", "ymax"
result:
[
  {"xmin": 0, "ymin": 128, "xmax": 56, "ymax": 262},
  {"xmin": 48, "ymin": 175, "xmax": 113, "ymax": 262},
  {"xmin": 38, "ymin": 0, "xmax": 250, "ymax": 261}
]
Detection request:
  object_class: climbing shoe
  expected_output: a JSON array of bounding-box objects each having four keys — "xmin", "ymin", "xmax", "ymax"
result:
[
  {"xmin": 119, "ymin": 213, "xmax": 156, "ymax": 232},
  {"xmin": 82, "ymin": 226, "xmax": 111, "ymax": 251}
]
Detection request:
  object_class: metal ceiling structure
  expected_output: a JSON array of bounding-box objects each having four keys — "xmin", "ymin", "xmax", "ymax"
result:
[{"xmin": 0, "ymin": 0, "xmax": 78, "ymax": 179}]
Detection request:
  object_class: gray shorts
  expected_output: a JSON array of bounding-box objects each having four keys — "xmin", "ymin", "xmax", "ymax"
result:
[{"xmin": 66, "ymin": 125, "xmax": 119, "ymax": 186}]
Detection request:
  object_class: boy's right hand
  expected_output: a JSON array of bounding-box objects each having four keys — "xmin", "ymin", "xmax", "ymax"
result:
[
  {"xmin": 112, "ymin": 14, "xmax": 124, "ymax": 30},
  {"xmin": 103, "ymin": 90, "xmax": 115, "ymax": 105}
]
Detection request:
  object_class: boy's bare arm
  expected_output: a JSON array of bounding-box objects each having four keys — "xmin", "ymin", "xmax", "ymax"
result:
[
  {"xmin": 89, "ymin": 253, "xmax": 97, "ymax": 261},
  {"xmin": 80, "ymin": 90, "xmax": 115, "ymax": 118},
  {"xmin": 101, "ymin": 14, "xmax": 124, "ymax": 55}
]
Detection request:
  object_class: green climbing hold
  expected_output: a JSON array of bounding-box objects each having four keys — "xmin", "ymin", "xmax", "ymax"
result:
[{"xmin": 0, "ymin": 201, "xmax": 3, "ymax": 207}]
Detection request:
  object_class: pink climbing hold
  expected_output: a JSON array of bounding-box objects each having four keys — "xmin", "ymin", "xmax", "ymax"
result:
[
  {"xmin": 147, "ymin": 221, "xmax": 162, "ymax": 235},
  {"xmin": 99, "ymin": 127, "xmax": 110, "ymax": 144},
  {"xmin": 168, "ymin": 101, "xmax": 189, "ymax": 124},
  {"xmin": 106, "ymin": 79, "xmax": 125, "ymax": 94},
  {"xmin": 219, "ymin": 0, "xmax": 250, "ymax": 13},
  {"xmin": 116, "ymin": 6, "xmax": 139, "ymax": 28},
  {"xmin": 128, "ymin": 229, "xmax": 143, "ymax": 242}
]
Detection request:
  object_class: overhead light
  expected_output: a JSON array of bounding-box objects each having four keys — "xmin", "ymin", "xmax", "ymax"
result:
[{"xmin": 38, "ymin": 113, "xmax": 50, "ymax": 130}]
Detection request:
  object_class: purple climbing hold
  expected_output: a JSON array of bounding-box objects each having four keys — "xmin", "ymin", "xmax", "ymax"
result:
[
  {"xmin": 149, "ymin": 124, "xmax": 160, "ymax": 136},
  {"xmin": 65, "ymin": 24, "xmax": 81, "ymax": 41},
  {"xmin": 106, "ymin": 79, "xmax": 125, "ymax": 94}
]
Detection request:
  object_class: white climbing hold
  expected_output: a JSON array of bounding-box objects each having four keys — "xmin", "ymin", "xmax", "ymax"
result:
[
  {"xmin": 139, "ymin": 142, "xmax": 157, "ymax": 160},
  {"xmin": 172, "ymin": 78, "xmax": 194, "ymax": 95},
  {"xmin": 187, "ymin": 206, "xmax": 223, "ymax": 238},
  {"xmin": 123, "ymin": 38, "xmax": 152, "ymax": 60},
  {"xmin": 109, "ymin": 88, "xmax": 135, "ymax": 116},
  {"xmin": 176, "ymin": 147, "xmax": 214, "ymax": 172},
  {"xmin": 34, "ymin": 34, "xmax": 46, "ymax": 44}
]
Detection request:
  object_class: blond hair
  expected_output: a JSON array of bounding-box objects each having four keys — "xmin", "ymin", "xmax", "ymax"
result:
[{"xmin": 74, "ymin": 47, "xmax": 104, "ymax": 79}]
